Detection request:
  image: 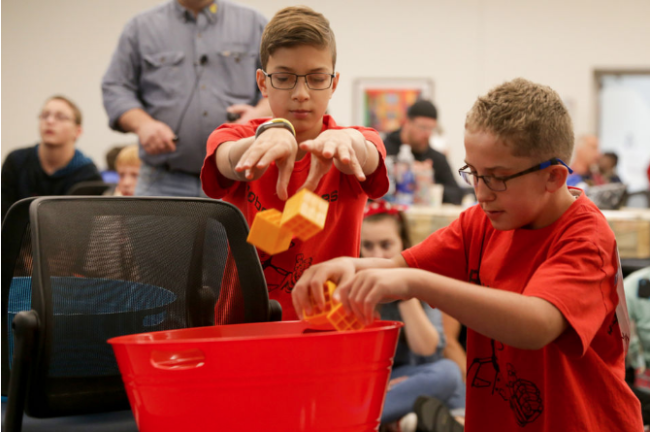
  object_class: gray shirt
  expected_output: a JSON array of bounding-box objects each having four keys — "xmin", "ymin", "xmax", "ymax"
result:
[{"xmin": 102, "ymin": 0, "xmax": 267, "ymax": 174}]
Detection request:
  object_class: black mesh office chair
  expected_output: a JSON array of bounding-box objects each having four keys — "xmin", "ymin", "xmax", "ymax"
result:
[
  {"xmin": 2, "ymin": 196, "xmax": 281, "ymax": 432},
  {"xmin": 66, "ymin": 181, "xmax": 113, "ymax": 196}
]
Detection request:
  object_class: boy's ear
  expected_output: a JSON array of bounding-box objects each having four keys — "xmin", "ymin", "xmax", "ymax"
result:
[
  {"xmin": 546, "ymin": 166, "xmax": 569, "ymax": 192},
  {"xmin": 330, "ymin": 72, "xmax": 340, "ymax": 98},
  {"xmin": 74, "ymin": 125, "xmax": 83, "ymax": 142},
  {"xmin": 256, "ymin": 69, "xmax": 269, "ymax": 98}
]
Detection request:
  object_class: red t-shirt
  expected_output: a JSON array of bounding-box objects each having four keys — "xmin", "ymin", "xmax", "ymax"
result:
[
  {"xmin": 201, "ymin": 115, "xmax": 389, "ymax": 320},
  {"xmin": 403, "ymin": 189, "xmax": 643, "ymax": 432}
]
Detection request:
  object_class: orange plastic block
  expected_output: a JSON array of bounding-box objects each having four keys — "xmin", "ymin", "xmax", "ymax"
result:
[
  {"xmin": 327, "ymin": 302, "xmax": 366, "ymax": 331},
  {"xmin": 280, "ymin": 189, "xmax": 329, "ymax": 241},
  {"xmin": 247, "ymin": 209, "xmax": 292, "ymax": 255},
  {"xmin": 304, "ymin": 281, "xmax": 337, "ymax": 328}
]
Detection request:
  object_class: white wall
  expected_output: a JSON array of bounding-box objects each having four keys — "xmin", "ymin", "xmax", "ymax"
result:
[{"xmin": 2, "ymin": 0, "xmax": 650, "ymax": 173}]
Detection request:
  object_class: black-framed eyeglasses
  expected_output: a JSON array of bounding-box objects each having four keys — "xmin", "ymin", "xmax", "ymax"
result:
[
  {"xmin": 262, "ymin": 71, "xmax": 335, "ymax": 90},
  {"xmin": 458, "ymin": 158, "xmax": 573, "ymax": 192}
]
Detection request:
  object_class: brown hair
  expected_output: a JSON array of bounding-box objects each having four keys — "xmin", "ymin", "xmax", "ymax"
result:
[
  {"xmin": 363, "ymin": 212, "xmax": 412, "ymax": 250},
  {"xmin": 115, "ymin": 144, "xmax": 141, "ymax": 168},
  {"xmin": 260, "ymin": 6, "xmax": 336, "ymax": 71},
  {"xmin": 46, "ymin": 95, "xmax": 83, "ymax": 125},
  {"xmin": 465, "ymin": 78, "xmax": 574, "ymax": 162}
]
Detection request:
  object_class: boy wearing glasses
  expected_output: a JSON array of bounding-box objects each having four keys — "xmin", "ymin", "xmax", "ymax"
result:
[
  {"xmin": 293, "ymin": 78, "xmax": 643, "ymax": 431},
  {"xmin": 200, "ymin": 6, "xmax": 388, "ymax": 320},
  {"xmin": 1, "ymin": 95, "xmax": 102, "ymax": 220}
]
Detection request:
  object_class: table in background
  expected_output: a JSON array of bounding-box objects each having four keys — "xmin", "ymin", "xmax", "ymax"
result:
[{"xmin": 405, "ymin": 205, "xmax": 650, "ymax": 276}]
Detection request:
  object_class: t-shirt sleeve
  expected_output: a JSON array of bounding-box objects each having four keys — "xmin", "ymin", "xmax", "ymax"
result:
[
  {"xmin": 348, "ymin": 126, "xmax": 389, "ymax": 199},
  {"xmin": 200, "ymin": 123, "xmax": 256, "ymax": 199},
  {"xmin": 402, "ymin": 210, "xmax": 470, "ymax": 281},
  {"xmin": 524, "ymin": 238, "xmax": 617, "ymax": 357}
]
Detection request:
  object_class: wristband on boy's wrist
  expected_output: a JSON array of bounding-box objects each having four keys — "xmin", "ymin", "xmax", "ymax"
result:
[{"xmin": 255, "ymin": 118, "xmax": 296, "ymax": 139}]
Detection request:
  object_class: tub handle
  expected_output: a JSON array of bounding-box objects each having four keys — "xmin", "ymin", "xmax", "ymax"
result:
[{"xmin": 150, "ymin": 348, "xmax": 205, "ymax": 370}]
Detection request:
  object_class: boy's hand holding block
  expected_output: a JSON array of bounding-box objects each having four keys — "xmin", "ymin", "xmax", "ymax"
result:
[
  {"xmin": 247, "ymin": 189, "xmax": 329, "ymax": 255},
  {"xmin": 304, "ymin": 281, "xmax": 367, "ymax": 332}
]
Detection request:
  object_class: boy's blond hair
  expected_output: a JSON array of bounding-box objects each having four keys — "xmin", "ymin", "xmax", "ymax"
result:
[
  {"xmin": 465, "ymin": 78, "xmax": 574, "ymax": 162},
  {"xmin": 115, "ymin": 144, "xmax": 140, "ymax": 168},
  {"xmin": 260, "ymin": 6, "xmax": 336, "ymax": 71}
]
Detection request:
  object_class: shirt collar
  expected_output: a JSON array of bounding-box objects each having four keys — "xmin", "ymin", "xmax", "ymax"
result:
[{"xmin": 172, "ymin": 0, "xmax": 219, "ymax": 24}]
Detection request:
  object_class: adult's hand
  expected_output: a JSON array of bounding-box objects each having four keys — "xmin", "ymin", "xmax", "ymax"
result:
[
  {"xmin": 136, "ymin": 120, "xmax": 177, "ymax": 155},
  {"xmin": 227, "ymin": 104, "xmax": 258, "ymax": 124}
]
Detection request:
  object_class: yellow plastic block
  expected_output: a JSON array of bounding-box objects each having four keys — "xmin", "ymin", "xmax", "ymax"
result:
[
  {"xmin": 280, "ymin": 189, "xmax": 329, "ymax": 241},
  {"xmin": 304, "ymin": 281, "xmax": 337, "ymax": 328},
  {"xmin": 247, "ymin": 209, "xmax": 292, "ymax": 255},
  {"xmin": 327, "ymin": 302, "xmax": 366, "ymax": 331}
]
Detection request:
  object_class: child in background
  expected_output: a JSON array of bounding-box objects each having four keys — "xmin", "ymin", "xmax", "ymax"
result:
[
  {"xmin": 361, "ymin": 200, "xmax": 465, "ymax": 432},
  {"xmin": 201, "ymin": 6, "xmax": 388, "ymax": 320},
  {"xmin": 293, "ymin": 78, "xmax": 643, "ymax": 431},
  {"xmin": 113, "ymin": 144, "xmax": 141, "ymax": 196}
]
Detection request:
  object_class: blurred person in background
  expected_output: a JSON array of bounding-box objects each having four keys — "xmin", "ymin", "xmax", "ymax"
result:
[
  {"xmin": 113, "ymin": 144, "xmax": 141, "ymax": 196},
  {"xmin": 384, "ymin": 100, "xmax": 463, "ymax": 205},
  {"xmin": 567, "ymin": 134, "xmax": 600, "ymax": 187},
  {"xmin": 102, "ymin": 0, "xmax": 270, "ymax": 197},
  {"xmin": 595, "ymin": 151, "xmax": 622, "ymax": 185},
  {"xmin": 1, "ymin": 95, "xmax": 101, "ymax": 220}
]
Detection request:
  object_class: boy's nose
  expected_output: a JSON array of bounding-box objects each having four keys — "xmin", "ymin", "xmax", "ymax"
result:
[
  {"xmin": 291, "ymin": 78, "xmax": 310, "ymax": 100},
  {"xmin": 474, "ymin": 179, "xmax": 495, "ymax": 203}
]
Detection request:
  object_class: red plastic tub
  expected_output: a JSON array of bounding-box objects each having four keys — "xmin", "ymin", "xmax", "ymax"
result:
[{"xmin": 108, "ymin": 320, "xmax": 403, "ymax": 432}]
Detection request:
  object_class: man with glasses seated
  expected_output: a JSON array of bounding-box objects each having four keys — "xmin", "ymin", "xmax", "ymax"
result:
[
  {"xmin": 1, "ymin": 95, "xmax": 102, "ymax": 220},
  {"xmin": 384, "ymin": 100, "xmax": 464, "ymax": 204}
]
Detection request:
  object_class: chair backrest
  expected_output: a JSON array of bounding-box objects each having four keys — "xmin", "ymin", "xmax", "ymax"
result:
[
  {"xmin": 2, "ymin": 198, "xmax": 36, "ymax": 396},
  {"xmin": 66, "ymin": 181, "xmax": 112, "ymax": 196},
  {"xmin": 2, "ymin": 196, "xmax": 270, "ymax": 418}
]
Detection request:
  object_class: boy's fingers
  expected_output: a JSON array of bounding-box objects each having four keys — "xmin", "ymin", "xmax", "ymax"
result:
[
  {"xmin": 336, "ymin": 145, "xmax": 351, "ymax": 164},
  {"xmin": 321, "ymin": 140, "xmax": 337, "ymax": 158},
  {"xmin": 257, "ymin": 145, "xmax": 290, "ymax": 169},
  {"xmin": 237, "ymin": 144, "xmax": 266, "ymax": 171},
  {"xmin": 348, "ymin": 154, "xmax": 366, "ymax": 181},
  {"xmin": 276, "ymin": 161, "xmax": 293, "ymax": 201}
]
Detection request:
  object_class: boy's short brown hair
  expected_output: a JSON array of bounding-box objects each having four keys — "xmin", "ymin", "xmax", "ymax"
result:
[
  {"xmin": 47, "ymin": 95, "xmax": 83, "ymax": 125},
  {"xmin": 115, "ymin": 144, "xmax": 141, "ymax": 168},
  {"xmin": 465, "ymin": 78, "xmax": 574, "ymax": 162},
  {"xmin": 260, "ymin": 6, "xmax": 336, "ymax": 71}
]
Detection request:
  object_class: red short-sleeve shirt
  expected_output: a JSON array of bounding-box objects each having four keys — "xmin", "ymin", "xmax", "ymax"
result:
[
  {"xmin": 403, "ymin": 189, "xmax": 642, "ymax": 431},
  {"xmin": 201, "ymin": 115, "xmax": 388, "ymax": 320}
]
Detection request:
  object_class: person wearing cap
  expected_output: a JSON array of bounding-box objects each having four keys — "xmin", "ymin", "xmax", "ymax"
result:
[{"xmin": 384, "ymin": 100, "xmax": 463, "ymax": 205}]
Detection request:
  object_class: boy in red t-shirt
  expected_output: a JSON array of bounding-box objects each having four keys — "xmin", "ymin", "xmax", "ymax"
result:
[
  {"xmin": 200, "ymin": 6, "xmax": 388, "ymax": 320},
  {"xmin": 293, "ymin": 78, "xmax": 643, "ymax": 431}
]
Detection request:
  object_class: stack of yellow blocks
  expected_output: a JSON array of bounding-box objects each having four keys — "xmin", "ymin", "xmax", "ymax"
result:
[
  {"xmin": 247, "ymin": 189, "xmax": 329, "ymax": 255},
  {"xmin": 303, "ymin": 281, "xmax": 366, "ymax": 332}
]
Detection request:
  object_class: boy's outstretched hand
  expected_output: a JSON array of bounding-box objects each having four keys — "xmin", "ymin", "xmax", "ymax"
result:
[
  {"xmin": 235, "ymin": 128, "xmax": 298, "ymax": 201},
  {"xmin": 299, "ymin": 129, "xmax": 368, "ymax": 192}
]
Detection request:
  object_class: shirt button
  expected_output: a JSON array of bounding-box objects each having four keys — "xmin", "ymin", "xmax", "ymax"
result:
[
  {"xmin": 201, "ymin": 85, "xmax": 206, "ymax": 90},
  {"xmin": 160, "ymin": 56, "xmax": 166, "ymax": 63},
  {"xmin": 197, "ymin": 32, "xmax": 202, "ymax": 38},
  {"xmin": 203, "ymin": 111, "xmax": 208, "ymax": 117}
]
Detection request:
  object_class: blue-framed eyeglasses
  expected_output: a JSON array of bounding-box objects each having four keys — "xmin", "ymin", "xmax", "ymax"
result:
[{"xmin": 458, "ymin": 158, "xmax": 573, "ymax": 192}]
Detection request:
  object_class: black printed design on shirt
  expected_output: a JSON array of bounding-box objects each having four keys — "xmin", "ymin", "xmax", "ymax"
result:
[{"xmin": 261, "ymin": 252, "xmax": 312, "ymax": 294}]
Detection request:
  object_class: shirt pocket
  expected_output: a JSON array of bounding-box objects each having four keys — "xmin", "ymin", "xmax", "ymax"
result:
[
  {"xmin": 141, "ymin": 51, "xmax": 186, "ymax": 99},
  {"xmin": 215, "ymin": 47, "xmax": 258, "ymax": 99}
]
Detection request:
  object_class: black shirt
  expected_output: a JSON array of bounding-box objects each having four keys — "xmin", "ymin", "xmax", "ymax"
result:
[
  {"xmin": 384, "ymin": 129, "xmax": 463, "ymax": 204},
  {"xmin": 1, "ymin": 144, "xmax": 102, "ymax": 220}
]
